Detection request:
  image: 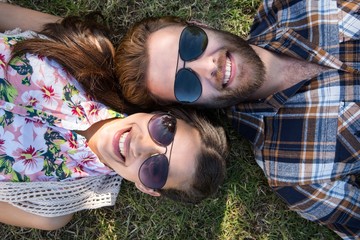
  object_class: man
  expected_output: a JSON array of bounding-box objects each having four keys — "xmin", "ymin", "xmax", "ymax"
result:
[
  {"xmin": 116, "ymin": 1, "xmax": 360, "ymax": 239},
  {"xmin": 2, "ymin": 1, "xmax": 359, "ymax": 239}
]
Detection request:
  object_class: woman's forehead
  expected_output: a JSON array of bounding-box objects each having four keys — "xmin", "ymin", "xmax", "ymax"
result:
[{"xmin": 165, "ymin": 118, "xmax": 200, "ymax": 188}]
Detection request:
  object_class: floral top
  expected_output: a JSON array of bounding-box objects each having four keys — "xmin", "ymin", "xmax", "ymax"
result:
[{"xmin": 0, "ymin": 33, "xmax": 125, "ymax": 182}]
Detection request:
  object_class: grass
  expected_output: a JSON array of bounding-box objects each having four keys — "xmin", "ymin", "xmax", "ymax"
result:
[{"xmin": 2, "ymin": 0, "xmax": 339, "ymax": 239}]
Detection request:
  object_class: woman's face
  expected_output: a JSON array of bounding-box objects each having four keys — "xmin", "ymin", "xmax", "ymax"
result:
[{"xmin": 87, "ymin": 112, "xmax": 200, "ymax": 195}]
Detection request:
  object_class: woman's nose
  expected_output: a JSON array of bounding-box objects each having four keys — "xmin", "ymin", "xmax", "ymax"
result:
[{"xmin": 131, "ymin": 133, "xmax": 165, "ymax": 160}]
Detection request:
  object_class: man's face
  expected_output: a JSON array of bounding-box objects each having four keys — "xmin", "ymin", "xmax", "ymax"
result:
[{"xmin": 146, "ymin": 25, "xmax": 265, "ymax": 108}]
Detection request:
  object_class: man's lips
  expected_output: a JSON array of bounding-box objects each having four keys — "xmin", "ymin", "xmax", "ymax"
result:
[
  {"xmin": 113, "ymin": 128, "xmax": 131, "ymax": 163},
  {"xmin": 222, "ymin": 52, "xmax": 234, "ymax": 88}
]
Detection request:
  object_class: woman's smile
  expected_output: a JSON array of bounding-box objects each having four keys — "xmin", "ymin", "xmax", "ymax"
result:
[
  {"xmin": 112, "ymin": 127, "xmax": 131, "ymax": 163},
  {"xmin": 119, "ymin": 129, "xmax": 131, "ymax": 162}
]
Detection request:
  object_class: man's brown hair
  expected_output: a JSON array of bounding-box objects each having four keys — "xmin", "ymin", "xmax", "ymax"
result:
[{"xmin": 115, "ymin": 16, "xmax": 187, "ymax": 110}]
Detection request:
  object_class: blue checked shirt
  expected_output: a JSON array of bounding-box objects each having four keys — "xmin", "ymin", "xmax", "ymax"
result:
[{"xmin": 227, "ymin": 0, "xmax": 360, "ymax": 239}]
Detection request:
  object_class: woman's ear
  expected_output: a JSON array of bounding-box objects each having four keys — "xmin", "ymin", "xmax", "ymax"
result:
[{"xmin": 135, "ymin": 182, "xmax": 161, "ymax": 197}]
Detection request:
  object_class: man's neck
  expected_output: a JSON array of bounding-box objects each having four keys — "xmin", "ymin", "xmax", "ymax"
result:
[{"xmin": 249, "ymin": 45, "xmax": 330, "ymax": 100}]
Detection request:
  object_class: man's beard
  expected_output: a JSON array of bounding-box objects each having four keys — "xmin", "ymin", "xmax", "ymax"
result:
[{"xmin": 203, "ymin": 28, "xmax": 265, "ymax": 108}]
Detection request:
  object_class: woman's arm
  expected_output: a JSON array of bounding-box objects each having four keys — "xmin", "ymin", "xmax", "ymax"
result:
[
  {"xmin": 0, "ymin": 201, "xmax": 73, "ymax": 230},
  {"xmin": 0, "ymin": 3, "xmax": 62, "ymax": 32}
]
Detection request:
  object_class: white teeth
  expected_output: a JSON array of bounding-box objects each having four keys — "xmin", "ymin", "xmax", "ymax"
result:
[
  {"xmin": 223, "ymin": 57, "xmax": 231, "ymax": 86},
  {"xmin": 119, "ymin": 132, "xmax": 129, "ymax": 157}
]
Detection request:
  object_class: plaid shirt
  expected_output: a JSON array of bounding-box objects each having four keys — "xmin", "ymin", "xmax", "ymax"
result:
[{"xmin": 227, "ymin": 0, "xmax": 360, "ymax": 239}]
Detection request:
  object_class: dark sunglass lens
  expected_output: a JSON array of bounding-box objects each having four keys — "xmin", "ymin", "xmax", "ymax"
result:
[
  {"xmin": 175, "ymin": 68, "xmax": 202, "ymax": 103},
  {"xmin": 139, "ymin": 154, "xmax": 169, "ymax": 189},
  {"xmin": 179, "ymin": 26, "xmax": 208, "ymax": 61},
  {"xmin": 149, "ymin": 114, "xmax": 176, "ymax": 146}
]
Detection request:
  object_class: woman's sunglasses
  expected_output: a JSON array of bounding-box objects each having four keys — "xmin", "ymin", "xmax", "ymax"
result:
[
  {"xmin": 138, "ymin": 113, "xmax": 177, "ymax": 189},
  {"xmin": 174, "ymin": 25, "xmax": 208, "ymax": 103}
]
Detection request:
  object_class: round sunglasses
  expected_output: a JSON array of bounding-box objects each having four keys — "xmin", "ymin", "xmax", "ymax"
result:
[
  {"xmin": 174, "ymin": 25, "xmax": 208, "ymax": 103},
  {"xmin": 138, "ymin": 113, "xmax": 177, "ymax": 189}
]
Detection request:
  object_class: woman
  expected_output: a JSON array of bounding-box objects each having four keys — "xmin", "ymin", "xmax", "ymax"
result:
[{"xmin": 0, "ymin": 7, "xmax": 228, "ymax": 230}]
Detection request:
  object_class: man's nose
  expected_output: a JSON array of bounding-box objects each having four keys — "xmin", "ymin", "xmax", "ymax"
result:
[{"xmin": 185, "ymin": 56, "xmax": 217, "ymax": 82}]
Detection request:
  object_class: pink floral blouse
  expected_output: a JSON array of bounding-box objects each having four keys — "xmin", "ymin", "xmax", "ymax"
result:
[{"xmin": 0, "ymin": 34, "xmax": 125, "ymax": 182}]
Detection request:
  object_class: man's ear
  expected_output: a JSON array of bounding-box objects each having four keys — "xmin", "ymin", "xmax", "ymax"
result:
[{"xmin": 135, "ymin": 182, "xmax": 161, "ymax": 197}]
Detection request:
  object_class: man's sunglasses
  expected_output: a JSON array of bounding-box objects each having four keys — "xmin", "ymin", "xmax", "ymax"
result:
[
  {"xmin": 138, "ymin": 113, "xmax": 177, "ymax": 189},
  {"xmin": 175, "ymin": 25, "xmax": 208, "ymax": 103}
]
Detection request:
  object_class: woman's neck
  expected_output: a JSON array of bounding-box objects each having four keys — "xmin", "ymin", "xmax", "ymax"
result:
[{"xmin": 74, "ymin": 119, "xmax": 113, "ymax": 157}]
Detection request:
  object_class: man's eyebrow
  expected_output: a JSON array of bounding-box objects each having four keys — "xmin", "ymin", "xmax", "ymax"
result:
[{"xmin": 186, "ymin": 19, "xmax": 209, "ymax": 28}]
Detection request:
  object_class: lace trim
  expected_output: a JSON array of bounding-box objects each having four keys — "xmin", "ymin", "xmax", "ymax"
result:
[{"xmin": 0, "ymin": 175, "xmax": 122, "ymax": 217}]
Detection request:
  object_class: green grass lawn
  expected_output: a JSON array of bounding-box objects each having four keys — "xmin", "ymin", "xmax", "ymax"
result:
[{"xmin": 2, "ymin": 0, "xmax": 339, "ymax": 239}]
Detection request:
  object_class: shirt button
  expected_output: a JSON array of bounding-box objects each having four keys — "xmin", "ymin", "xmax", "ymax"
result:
[{"xmin": 5, "ymin": 103, "xmax": 13, "ymax": 111}]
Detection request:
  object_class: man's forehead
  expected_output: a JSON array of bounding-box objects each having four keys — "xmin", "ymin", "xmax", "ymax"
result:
[
  {"xmin": 149, "ymin": 25, "xmax": 184, "ymax": 40},
  {"xmin": 147, "ymin": 25, "xmax": 184, "ymax": 66},
  {"xmin": 146, "ymin": 26, "xmax": 184, "ymax": 102}
]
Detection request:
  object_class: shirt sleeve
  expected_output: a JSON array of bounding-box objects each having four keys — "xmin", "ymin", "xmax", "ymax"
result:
[{"xmin": 273, "ymin": 177, "xmax": 360, "ymax": 240}]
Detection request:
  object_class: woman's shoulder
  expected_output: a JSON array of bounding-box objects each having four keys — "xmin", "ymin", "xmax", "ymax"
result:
[{"xmin": 0, "ymin": 28, "xmax": 38, "ymax": 38}]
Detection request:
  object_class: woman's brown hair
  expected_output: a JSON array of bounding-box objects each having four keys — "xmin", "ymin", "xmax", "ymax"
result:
[
  {"xmin": 157, "ymin": 107, "xmax": 228, "ymax": 204},
  {"xmin": 11, "ymin": 13, "xmax": 138, "ymax": 114}
]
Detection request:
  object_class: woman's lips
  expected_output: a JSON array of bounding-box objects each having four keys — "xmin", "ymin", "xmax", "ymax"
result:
[
  {"xmin": 112, "ymin": 128, "xmax": 131, "ymax": 163},
  {"xmin": 119, "ymin": 132, "xmax": 129, "ymax": 159}
]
